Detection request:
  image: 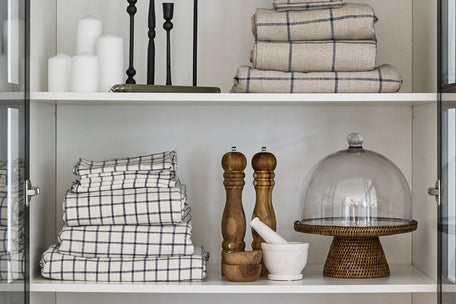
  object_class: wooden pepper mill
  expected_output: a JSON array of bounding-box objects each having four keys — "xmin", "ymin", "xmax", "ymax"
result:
[
  {"xmin": 221, "ymin": 147, "xmax": 247, "ymax": 274},
  {"xmin": 251, "ymin": 147, "xmax": 277, "ymax": 276}
]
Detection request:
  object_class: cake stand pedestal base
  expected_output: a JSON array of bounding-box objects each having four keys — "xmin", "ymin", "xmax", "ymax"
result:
[{"xmin": 323, "ymin": 236, "xmax": 389, "ymax": 278}]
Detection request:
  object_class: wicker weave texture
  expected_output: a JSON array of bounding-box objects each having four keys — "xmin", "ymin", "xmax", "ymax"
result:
[{"xmin": 323, "ymin": 236, "xmax": 390, "ymax": 278}]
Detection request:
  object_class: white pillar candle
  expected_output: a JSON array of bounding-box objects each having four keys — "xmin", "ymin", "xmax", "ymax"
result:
[
  {"xmin": 71, "ymin": 53, "xmax": 99, "ymax": 92},
  {"xmin": 76, "ymin": 16, "xmax": 103, "ymax": 54},
  {"xmin": 48, "ymin": 54, "xmax": 72, "ymax": 92},
  {"xmin": 96, "ymin": 34, "xmax": 124, "ymax": 92}
]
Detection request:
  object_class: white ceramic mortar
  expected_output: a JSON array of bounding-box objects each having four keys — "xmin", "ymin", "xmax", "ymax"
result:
[{"xmin": 261, "ymin": 242, "xmax": 309, "ymax": 281}]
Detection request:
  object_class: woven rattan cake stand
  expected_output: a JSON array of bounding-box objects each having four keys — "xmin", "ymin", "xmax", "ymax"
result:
[{"xmin": 294, "ymin": 218, "xmax": 418, "ymax": 278}]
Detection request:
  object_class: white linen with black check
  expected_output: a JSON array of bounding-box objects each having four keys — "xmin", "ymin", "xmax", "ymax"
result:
[
  {"xmin": 274, "ymin": 1, "xmax": 342, "ymax": 11},
  {"xmin": 58, "ymin": 221, "xmax": 194, "ymax": 258},
  {"xmin": 74, "ymin": 151, "xmax": 177, "ymax": 176},
  {"xmin": 0, "ymin": 252, "xmax": 24, "ymax": 280},
  {"xmin": 63, "ymin": 185, "xmax": 189, "ymax": 226},
  {"xmin": 41, "ymin": 245, "xmax": 208, "ymax": 282},
  {"xmin": 72, "ymin": 170, "xmax": 178, "ymax": 192}
]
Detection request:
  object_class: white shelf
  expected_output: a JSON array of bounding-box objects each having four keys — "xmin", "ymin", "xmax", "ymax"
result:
[
  {"xmin": 0, "ymin": 281, "xmax": 24, "ymax": 292},
  {"xmin": 30, "ymin": 92, "xmax": 437, "ymax": 106},
  {"xmin": 30, "ymin": 264, "xmax": 436, "ymax": 294}
]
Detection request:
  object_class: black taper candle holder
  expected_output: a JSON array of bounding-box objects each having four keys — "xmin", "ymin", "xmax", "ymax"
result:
[
  {"xmin": 147, "ymin": 0, "xmax": 156, "ymax": 84},
  {"xmin": 163, "ymin": 3, "xmax": 174, "ymax": 86},
  {"xmin": 126, "ymin": 0, "xmax": 137, "ymax": 84}
]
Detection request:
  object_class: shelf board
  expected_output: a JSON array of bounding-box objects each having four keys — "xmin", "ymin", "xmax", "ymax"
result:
[
  {"xmin": 30, "ymin": 264, "xmax": 436, "ymax": 294},
  {"xmin": 30, "ymin": 92, "xmax": 437, "ymax": 106}
]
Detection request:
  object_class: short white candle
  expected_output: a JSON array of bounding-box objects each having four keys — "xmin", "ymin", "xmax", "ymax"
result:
[
  {"xmin": 71, "ymin": 52, "xmax": 99, "ymax": 92},
  {"xmin": 76, "ymin": 16, "xmax": 103, "ymax": 54},
  {"xmin": 48, "ymin": 54, "xmax": 72, "ymax": 92},
  {"xmin": 96, "ymin": 34, "xmax": 124, "ymax": 92}
]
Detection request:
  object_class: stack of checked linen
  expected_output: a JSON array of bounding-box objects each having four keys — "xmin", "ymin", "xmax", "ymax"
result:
[
  {"xmin": 41, "ymin": 151, "xmax": 209, "ymax": 282},
  {"xmin": 0, "ymin": 160, "xmax": 25, "ymax": 281},
  {"xmin": 232, "ymin": 0, "xmax": 403, "ymax": 93}
]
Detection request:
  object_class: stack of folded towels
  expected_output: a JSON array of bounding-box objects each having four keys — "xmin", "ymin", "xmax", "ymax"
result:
[
  {"xmin": 232, "ymin": 0, "xmax": 402, "ymax": 93},
  {"xmin": 40, "ymin": 151, "xmax": 209, "ymax": 282},
  {"xmin": 0, "ymin": 160, "xmax": 25, "ymax": 281}
]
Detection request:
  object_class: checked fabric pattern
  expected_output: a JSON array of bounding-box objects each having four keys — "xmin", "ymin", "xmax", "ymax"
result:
[
  {"xmin": 0, "ymin": 253, "xmax": 25, "ymax": 280},
  {"xmin": 63, "ymin": 185, "xmax": 190, "ymax": 226},
  {"xmin": 72, "ymin": 171, "xmax": 178, "ymax": 193},
  {"xmin": 74, "ymin": 151, "xmax": 177, "ymax": 176},
  {"xmin": 251, "ymin": 40, "xmax": 377, "ymax": 73},
  {"xmin": 41, "ymin": 245, "xmax": 208, "ymax": 282},
  {"xmin": 274, "ymin": 1, "xmax": 343, "ymax": 11},
  {"xmin": 232, "ymin": 64, "xmax": 402, "ymax": 93},
  {"xmin": 58, "ymin": 221, "xmax": 194, "ymax": 258},
  {"xmin": 253, "ymin": 4, "xmax": 377, "ymax": 41}
]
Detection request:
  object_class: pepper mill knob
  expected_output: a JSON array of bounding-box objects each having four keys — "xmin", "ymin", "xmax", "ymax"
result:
[
  {"xmin": 222, "ymin": 146, "xmax": 247, "ymax": 172},
  {"xmin": 252, "ymin": 147, "xmax": 277, "ymax": 171}
]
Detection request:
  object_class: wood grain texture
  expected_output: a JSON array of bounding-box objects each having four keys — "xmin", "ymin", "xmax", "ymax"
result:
[
  {"xmin": 223, "ymin": 250, "xmax": 262, "ymax": 265},
  {"xmin": 221, "ymin": 149, "xmax": 247, "ymax": 274},
  {"xmin": 251, "ymin": 149, "xmax": 277, "ymax": 276},
  {"xmin": 223, "ymin": 263, "xmax": 262, "ymax": 282}
]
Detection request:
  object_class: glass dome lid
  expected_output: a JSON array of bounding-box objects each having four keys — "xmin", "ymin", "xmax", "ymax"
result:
[{"xmin": 297, "ymin": 133, "xmax": 413, "ymax": 228}]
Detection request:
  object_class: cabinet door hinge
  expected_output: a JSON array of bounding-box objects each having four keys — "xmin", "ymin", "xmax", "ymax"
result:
[
  {"xmin": 427, "ymin": 179, "xmax": 440, "ymax": 206},
  {"xmin": 25, "ymin": 180, "xmax": 40, "ymax": 207}
]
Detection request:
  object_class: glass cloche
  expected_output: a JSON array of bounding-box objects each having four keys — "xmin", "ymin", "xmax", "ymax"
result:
[{"xmin": 294, "ymin": 133, "xmax": 417, "ymax": 279}]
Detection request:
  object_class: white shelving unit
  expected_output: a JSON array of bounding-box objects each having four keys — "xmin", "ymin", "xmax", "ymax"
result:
[
  {"xmin": 30, "ymin": 264, "xmax": 435, "ymax": 294},
  {"xmin": 30, "ymin": 92, "xmax": 437, "ymax": 106},
  {"xmin": 27, "ymin": 0, "xmax": 439, "ymax": 303}
]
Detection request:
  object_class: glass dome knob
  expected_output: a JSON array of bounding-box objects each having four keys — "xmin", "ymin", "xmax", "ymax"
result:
[{"xmin": 347, "ymin": 132, "xmax": 364, "ymax": 148}]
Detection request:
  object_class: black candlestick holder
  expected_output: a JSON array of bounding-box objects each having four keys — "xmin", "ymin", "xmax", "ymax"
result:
[
  {"xmin": 163, "ymin": 2, "xmax": 174, "ymax": 86},
  {"xmin": 147, "ymin": 0, "xmax": 156, "ymax": 84},
  {"xmin": 126, "ymin": 0, "xmax": 137, "ymax": 84}
]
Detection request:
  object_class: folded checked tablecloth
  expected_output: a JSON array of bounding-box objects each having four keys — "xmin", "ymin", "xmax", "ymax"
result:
[
  {"xmin": 253, "ymin": 4, "xmax": 377, "ymax": 41},
  {"xmin": 232, "ymin": 64, "xmax": 402, "ymax": 93},
  {"xmin": 41, "ymin": 245, "xmax": 208, "ymax": 282},
  {"xmin": 274, "ymin": 1, "xmax": 343, "ymax": 11},
  {"xmin": 0, "ymin": 252, "xmax": 24, "ymax": 281},
  {"xmin": 251, "ymin": 40, "xmax": 377, "ymax": 73},
  {"xmin": 58, "ymin": 221, "xmax": 194, "ymax": 258},
  {"xmin": 0, "ymin": 191, "xmax": 24, "ymax": 227},
  {"xmin": 0, "ymin": 225, "xmax": 25, "ymax": 254},
  {"xmin": 74, "ymin": 151, "xmax": 177, "ymax": 176},
  {"xmin": 72, "ymin": 170, "xmax": 178, "ymax": 193},
  {"xmin": 63, "ymin": 185, "xmax": 190, "ymax": 226}
]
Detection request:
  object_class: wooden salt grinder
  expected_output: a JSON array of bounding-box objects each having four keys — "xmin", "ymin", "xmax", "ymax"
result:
[
  {"xmin": 221, "ymin": 147, "xmax": 247, "ymax": 274},
  {"xmin": 251, "ymin": 147, "xmax": 277, "ymax": 276}
]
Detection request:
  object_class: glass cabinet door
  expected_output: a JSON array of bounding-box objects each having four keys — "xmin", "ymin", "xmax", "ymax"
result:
[{"xmin": 0, "ymin": 0, "xmax": 28, "ymax": 303}]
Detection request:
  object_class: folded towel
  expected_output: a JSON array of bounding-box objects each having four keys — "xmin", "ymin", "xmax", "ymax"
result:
[
  {"xmin": 251, "ymin": 40, "xmax": 377, "ymax": 73},
  {"xmin": 274, "ymin": 0, "xmax": 341, "ymax": 3},
  {"xmin": 0, "ymin": 252, "xmax": 24, "ymax": 281},
  {"xmin": 41, "ymin": 245, "xmax": 208, "ymax": 282},
  {"xmin": 232, "ymin": 64, "xmax": 402, "ymax": 93},
  {"xmin": 72, "ymin": 170, "xmax": 178, "ymax": 192},
  {"xmin": 63, "ymin": 185, "xmax": 190, "ymax": 226},
  {"xmin": 0, "ymin": 191, "xmax": 24, "ymax": 227},
  {"xmin": 0, "ymin": 225, "xmax": 24, "ymax": 254},
  {"xmin": 73, "ymin": 151, "xmax": 177, "ymax": 176},
  {"xmin": 274, "ymin": 1, "xmax": 343, "ymax": 11},
  {"xmin": 58, "ymin": 222, "xmax": 194, "ymax": 258},
  {"xmin": 253, "ymin": 4, "xmax": 377, "ymax": 41}
]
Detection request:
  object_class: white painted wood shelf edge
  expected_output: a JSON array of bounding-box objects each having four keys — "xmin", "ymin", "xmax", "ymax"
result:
[
  {"xmin": 29, "ymin": 92, "xmax": 437, "ymax": 106},
  {"xmin": 30, "ymin": 264, "xmax": 436, "ymax": 294}
]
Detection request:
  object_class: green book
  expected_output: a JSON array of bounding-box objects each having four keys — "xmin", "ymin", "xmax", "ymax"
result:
[{"xmin": 110, "ymin": 84, "xmax": 221, "ymax": 93}]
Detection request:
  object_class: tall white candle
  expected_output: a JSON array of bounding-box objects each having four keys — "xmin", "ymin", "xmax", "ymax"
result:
[
  {"xmin": 71, "ymin": 53, "xmax": 99, "ymax": 92},
  {"xmin": 48, "ymin": 54, "xmax": 72, "ymax": 92},
  {"xmin": 76, "ymin": 16, "xmax": 103, "ymax": 54},
  {"xmin": 96, "ymin": 34, "xmax": 124, "ymax": 92}
]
